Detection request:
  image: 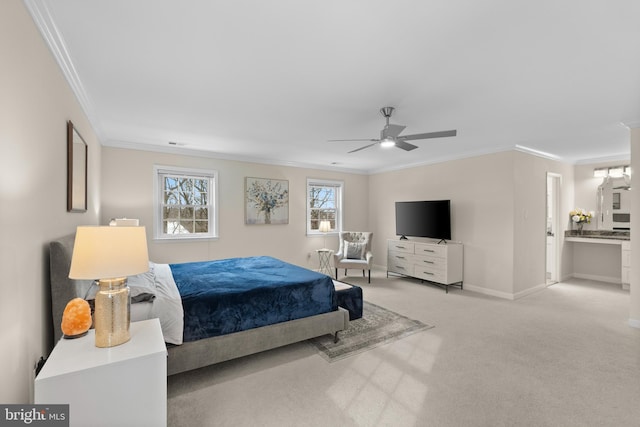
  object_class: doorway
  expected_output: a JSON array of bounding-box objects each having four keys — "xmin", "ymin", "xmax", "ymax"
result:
[{"xmin": 546, "ymin": 173, "xmax": 561, "ymax": 284}]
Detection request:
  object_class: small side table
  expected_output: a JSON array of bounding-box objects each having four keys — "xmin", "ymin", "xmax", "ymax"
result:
[
  {"xmin": 35, "ymin": 319, "xmax": 167, "ymax": 427},
  {"xmin": 316, "ymin": 248, "xmax": 333, "ymax": 276}
]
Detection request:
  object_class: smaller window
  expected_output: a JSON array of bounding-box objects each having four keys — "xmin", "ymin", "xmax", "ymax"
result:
[
  {"xmin": 153, "ymin": 166, "xmax": 218, "ymax": 240},
  {"xmin": 307, "ymin": 178, "xmax": 343, "ymax": 235}
]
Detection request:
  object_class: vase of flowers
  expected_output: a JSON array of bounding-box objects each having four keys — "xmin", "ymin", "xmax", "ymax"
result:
[{"xmin": 569, "ymin": 208, "xmax": 593, "ymax": 234}]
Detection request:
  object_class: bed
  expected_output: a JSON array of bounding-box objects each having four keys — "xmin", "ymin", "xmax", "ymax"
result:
[{"xmin": 49, "ymin": 234, "xmax": 349, "ymax": 375}]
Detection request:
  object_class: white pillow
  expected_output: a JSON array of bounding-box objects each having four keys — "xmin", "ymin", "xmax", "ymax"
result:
[
  {"xmin": 345, "ymin": 241, "xmax": 365, "ymax": 259},
  {"xmin": 127, "ymin": 262, "xmax": 157, "ymax": 303}
]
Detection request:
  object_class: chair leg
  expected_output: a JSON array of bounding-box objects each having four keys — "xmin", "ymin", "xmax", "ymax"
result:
[
  {"xmin": 344, "ymin": 269, "xmax": 347, "ymax": 276},
  {"xmin": 362, "ymin": 270, "xmax": 365, "ymax": 278},
  {"xmin": 335, "ymin": 268, "xmax": 338, "ymax": 280},
  {"xmin": 368, "ymin": 270, "xmax": 371, "ymax": 283}
]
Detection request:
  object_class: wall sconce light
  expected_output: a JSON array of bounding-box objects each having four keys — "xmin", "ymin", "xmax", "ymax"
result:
[{"xmin": 593, "ymin": 165, "xmax": 631, "ymax": 178}]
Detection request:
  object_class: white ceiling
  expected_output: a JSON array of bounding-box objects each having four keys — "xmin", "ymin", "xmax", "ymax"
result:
[{"xmin": 27, "ymin": 0, "xmax": 640, "ymax": 173}]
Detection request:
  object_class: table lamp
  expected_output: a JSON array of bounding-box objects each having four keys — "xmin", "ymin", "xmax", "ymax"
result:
[
  {"xmin": 69, "ymin": 226, "xmax": 149, "ymax": 347},
  {"xmin": 319, "ymin": 220, "xmax": 331, "ymax": 250}
]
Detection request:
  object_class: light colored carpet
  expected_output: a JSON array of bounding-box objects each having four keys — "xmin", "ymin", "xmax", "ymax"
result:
[
  {"xmin": 168, "ymin": 273, "xmax": 640, "ymax": 427},
  {"xmin": 309, "ymin": 301, "xmax": 434, "ymax": 362}
]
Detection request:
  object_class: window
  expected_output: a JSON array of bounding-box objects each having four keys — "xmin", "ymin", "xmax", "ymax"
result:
[
  {"xmin": 307, "ymin": 178, "xmax": 343, "ymax": 235},
  {"xmin": 154, "ymin": 166, "xmax": 218, "ymax": 239}
]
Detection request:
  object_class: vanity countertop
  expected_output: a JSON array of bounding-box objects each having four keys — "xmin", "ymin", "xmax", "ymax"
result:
[{"xmin": 564, "ymin": 230, "xmax": 630, "ymax": 240}]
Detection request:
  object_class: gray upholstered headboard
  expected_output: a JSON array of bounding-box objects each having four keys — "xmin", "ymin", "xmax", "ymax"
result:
[{"xmin": 49, "ymin": 234, "xmax": 94, "ymax": 343}]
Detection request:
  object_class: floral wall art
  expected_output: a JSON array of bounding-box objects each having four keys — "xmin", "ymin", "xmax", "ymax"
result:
[{"xmin": 245, "ymin": 177, "xmax": 289, "ymax": 225}]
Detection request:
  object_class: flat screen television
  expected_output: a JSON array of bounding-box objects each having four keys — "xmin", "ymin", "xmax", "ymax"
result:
[{"xmin": 395, "ymin": 200, "xmax": 451, "ymax": 241}]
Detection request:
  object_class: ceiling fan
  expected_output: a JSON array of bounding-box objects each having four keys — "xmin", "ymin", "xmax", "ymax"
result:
[{"xmin": 329, "ymin": 107, "xmax": 457, "ymax": 153}]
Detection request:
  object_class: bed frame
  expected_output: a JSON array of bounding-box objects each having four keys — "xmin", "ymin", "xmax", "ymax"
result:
[{"xmin": 49, "ymin": 234, "xmax": 349, "ymax": 375}]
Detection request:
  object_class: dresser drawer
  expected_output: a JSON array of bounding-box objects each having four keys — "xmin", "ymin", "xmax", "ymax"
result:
[
  {"xmin": 387, "ymin": 254, "xmax": 414, "ymax": 275},
  {"xmin": 413, "ymin": 267, "xmax": 446, "ymax": 283},
  {"xmin": 414, "ymin": 255, "xmax": 446, "ymax": 272},
  {"xmin": 414, "ymin": 242, "xmax": 446, "ymax": 258},
  {"xmin": 388, "ymin": 241, "xmax": 415, "ymax": 254}
]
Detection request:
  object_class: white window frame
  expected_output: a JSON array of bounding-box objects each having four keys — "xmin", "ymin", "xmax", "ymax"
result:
[
  {"xmin": 306, "ymin": 178, "xmax": 343, "ymax": 236},
  {"xmin": 153, "ymin": 165, "xmax": 218, "ymax": 240}
]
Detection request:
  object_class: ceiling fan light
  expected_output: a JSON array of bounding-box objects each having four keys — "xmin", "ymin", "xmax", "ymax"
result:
[{"xmin": 380, "ymin": 138, "xmax": 395, "ymax": 148}]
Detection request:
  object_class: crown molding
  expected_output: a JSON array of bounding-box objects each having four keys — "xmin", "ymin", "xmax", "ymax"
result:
[
  {"xmin": 513, "ymin": 145, "xmax": 564, "ymax": 162},
  {"xmin": 574, "ymin": 153, "xmax": 630, "ymax": 165},
  {"xmin": 103, "ymin": 139, "xmax": 368, "ymax": 175},
  {"xmin": 24, "ymin": 0, "xmax": 103, "ymax": 140}
]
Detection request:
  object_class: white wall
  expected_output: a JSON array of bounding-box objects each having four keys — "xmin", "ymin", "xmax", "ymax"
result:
[
  {"xmin": 0, "ymin": 0, "xmax": 101, "ymax": 403},
  {"xmin": 101, "ymin": 147, "xmax": 369, "ymax": 269}
]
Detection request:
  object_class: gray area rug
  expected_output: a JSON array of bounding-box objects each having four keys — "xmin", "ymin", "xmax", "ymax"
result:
[{"xmin": 308, "ymin": 301, "xmax": 434, "ymax": 362}]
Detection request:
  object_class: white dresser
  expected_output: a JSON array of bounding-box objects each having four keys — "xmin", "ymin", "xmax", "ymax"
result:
[
  {"xmin": 387, "ymin": 239, "xmax": 464, "ymax": 293},
  {"xmin": 35, "ymin": 319, "xmax": 167, "ymax": 427}
]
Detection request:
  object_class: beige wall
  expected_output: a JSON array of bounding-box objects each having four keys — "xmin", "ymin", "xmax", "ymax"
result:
[
  {"xmin": 512, "ymin": 151, "xmax": 574, "ymax": 294},
  {"xmin": 370, "ymin": 150, "xmax": 575, "ymax": 298},
  {"xmin": 101, "ymin": 147, "xmax": 369, "ymax": 269},
  {"xmin": 369, "ymin": 151, "xmax": 517, "ymax": 296},
  {"xmin": 0, "ymin": 0, "xmax": 101, "ymax": 403}
]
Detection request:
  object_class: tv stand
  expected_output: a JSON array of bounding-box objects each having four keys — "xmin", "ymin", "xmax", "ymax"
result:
[
  {"xmin": 387, "ymin": 239, "xmax": 463, "ymax": 293},
  {"xmin": 399, "ymin": 235, "xmax": 408, "ymax": 240}
]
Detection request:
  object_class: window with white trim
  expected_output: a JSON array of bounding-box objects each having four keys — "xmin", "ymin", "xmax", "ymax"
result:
[
  {"xmin": 154, "ymin": 166, "xmax": 218, "ymax": 239},
  {"xmin": 307, "ymin": 178, "xmax": 343, "ymax": 235}
]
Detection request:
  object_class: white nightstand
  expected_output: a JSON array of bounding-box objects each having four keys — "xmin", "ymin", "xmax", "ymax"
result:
[{"xmin": 35, "ymin": 319, "xmax": 167, "ymax": 427}]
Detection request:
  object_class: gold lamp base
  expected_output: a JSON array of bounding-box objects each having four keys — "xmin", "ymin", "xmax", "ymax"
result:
[{"xmin": 94, "ymin": 277, "xmax": 131, "ymax": 348}]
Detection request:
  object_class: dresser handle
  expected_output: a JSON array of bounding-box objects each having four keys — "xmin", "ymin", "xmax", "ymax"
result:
[
  {"xmin": 423, "ymin": 260, "xmax": 434, "ymax": 264},
  {"xmin": 422, "ymin": 271, "xmax": 434, "ymax": 275},
  {"xmin": 395, "ymin": 266, "xmax": 406, "ymax": 270},
  {"xmin": 396, "ymin": 256, "xmax": 406, "ymax": 260},
  {"xmin": 423, "ymin": 249, "xmax": 435, "ymax": 253}
]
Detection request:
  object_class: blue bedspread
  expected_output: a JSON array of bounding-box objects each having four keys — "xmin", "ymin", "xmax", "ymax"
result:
[{"xmin": 170, "ymin": 256, "xmax": 337, "ymax": 342}]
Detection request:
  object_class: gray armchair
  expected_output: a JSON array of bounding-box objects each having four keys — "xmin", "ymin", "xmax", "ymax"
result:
[{"xmin": 333, "ymin": 231, "xmax": 373, "ymax": 283}]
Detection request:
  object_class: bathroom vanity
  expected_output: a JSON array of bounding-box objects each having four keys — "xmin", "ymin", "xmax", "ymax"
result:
[{"xmin": 565, "ymin": 230, "xmax": 630, "ymax": 289}]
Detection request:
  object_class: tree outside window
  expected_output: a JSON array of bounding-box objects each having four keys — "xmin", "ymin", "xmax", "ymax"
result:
[{"xmin": 307, "ymin": 179, "xmax": 343, "ymax": 234}]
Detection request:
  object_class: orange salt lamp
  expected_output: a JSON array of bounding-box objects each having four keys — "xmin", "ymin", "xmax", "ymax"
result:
[{"xmin": 61, "ymin": 298, "xmax": 92, "ymax": 338}]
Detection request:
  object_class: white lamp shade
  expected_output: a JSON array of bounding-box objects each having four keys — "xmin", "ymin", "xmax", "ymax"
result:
[
  {"xmin": 69, "ymin": 226, "xmax": 149, "ymax": 279},
  {"xmin": 319, "ymin": 220, "xmax": 331, "ymax": 233}
]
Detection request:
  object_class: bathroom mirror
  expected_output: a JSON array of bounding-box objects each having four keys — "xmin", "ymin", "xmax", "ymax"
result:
[
  {"xmin": 596, "ymin": 175, "xmax": 631, "ymax": 230},
  {"xmin": 67, "ymin": 121, "xmax": 87, "ymax": 212}
]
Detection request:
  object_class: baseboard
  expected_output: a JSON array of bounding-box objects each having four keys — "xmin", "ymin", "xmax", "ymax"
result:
[
  {"xmin": 513, "ymin": 282, "xmax": 550, "ymax": 300},
  {"xmin": 571, "ymin": 273, "xmax": 620, "ymax": 284},
  {"xmin": 462, "ymin": 284, "xmax": 515, "ymax": 300}
]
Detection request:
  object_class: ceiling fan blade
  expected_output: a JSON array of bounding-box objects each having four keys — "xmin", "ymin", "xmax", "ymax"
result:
[
  {"xmin": 348, "ymin": 142, "xmax": 379, "ymax": 153},
  {"xmin": 328, "ymin": 138, "xmax": 379, "ymax": 143},
  {"xmin": 398, "ymin": 129, "xmax": 457, "ymax": 141},
  {"xmin": 383, "ymin": 124, "xmax": 406, "ymax": 138},
  {"xmin": 394, "ymin": 140, "xmax": 418, "ymax": 151}
]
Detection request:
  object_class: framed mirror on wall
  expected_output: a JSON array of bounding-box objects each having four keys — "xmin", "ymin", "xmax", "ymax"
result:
[{"xmin": 67, "ymin": 120, "xmax": 87, "ymax": 212}]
